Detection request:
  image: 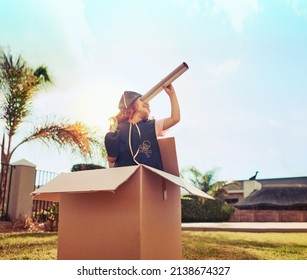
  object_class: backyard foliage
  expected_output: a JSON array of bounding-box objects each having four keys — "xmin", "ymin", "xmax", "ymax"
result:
[
  {"xmin": 181, "ymin": 196, "xmax": 235, "ymax": 222},
  {"xmin": 71, "ymin": 163, "xmax": 105, "ymax": 172},
  {"xmin": 0, "ymin": 49, "xmax": 105, "ymax": 167},
  {"xmin": 181, "ymin": 166, "xmax": 235, "ymax": 222}
]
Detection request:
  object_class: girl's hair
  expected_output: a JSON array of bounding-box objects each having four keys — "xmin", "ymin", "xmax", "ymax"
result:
[
  {"xmin": 115, "ymin": 106, "xmax": 135, "ymax": 124},
  {"xmin": 110, "ymin": 98, "xmax": 149, "ymax": 130},
  {"xmin": 109, "ymin": 100, "xmax": 137, "ymax": 132}
]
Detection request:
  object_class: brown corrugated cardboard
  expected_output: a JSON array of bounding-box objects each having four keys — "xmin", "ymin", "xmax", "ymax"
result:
[
  {"xmin": 56, "ymin": 166, "xmax": 182, "ymax": 259},
  {"xmin": 31, "ymin": 137, "xmax": 212, "ymax": 259}
]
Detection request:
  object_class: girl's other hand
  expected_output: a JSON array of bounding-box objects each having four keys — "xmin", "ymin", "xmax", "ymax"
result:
[{"xmin": 163, "ymin": 83, "xmax": 175, "ymax": 96}]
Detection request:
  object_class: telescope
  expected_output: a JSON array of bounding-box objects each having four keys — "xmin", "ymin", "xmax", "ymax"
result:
[{"xmin": 140, "ymin": 62, "xmax": 189, "ymax": 103}]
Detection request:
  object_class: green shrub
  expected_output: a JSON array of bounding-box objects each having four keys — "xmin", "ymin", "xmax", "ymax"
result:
[
  {"xmin": 71, "ymin": 163, "xmax": 105, "ymax": 172},
  {"xmin": 34, "ymin": 202, "xmax": 59, "ymax": 231},
  {"xmin": 221, "ymin": 203, "xmax": 236, "ymax": 221},
  {"xmin": 181, "ymin": 196, "xmax": 235, "ymax": 222},
  {"xmin": 181, "ymin": 197, "xmax": 204, "ymax": 222}
]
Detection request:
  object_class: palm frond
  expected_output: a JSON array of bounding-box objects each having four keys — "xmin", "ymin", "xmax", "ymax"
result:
[
  {"xmin": 0, "ymin": 51, "xmax": 51, "ymax": 136},
  {"xmin": 13, "ymin": 120, "xmax": 102, "ymax": 159},
  {"xmin": 181, "ymin": 166, "xmax": 219, "ymax": 193}
]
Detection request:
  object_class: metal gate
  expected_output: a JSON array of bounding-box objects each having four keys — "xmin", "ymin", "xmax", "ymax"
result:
[{"xmin": 32, "ymin": 169, "xmax": 58, "ymax": 222}]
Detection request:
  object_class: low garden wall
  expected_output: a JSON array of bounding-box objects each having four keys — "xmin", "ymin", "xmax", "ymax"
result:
[{"xmin": 230, "ymin": 209, "xmax": 307, "ymax": 222}]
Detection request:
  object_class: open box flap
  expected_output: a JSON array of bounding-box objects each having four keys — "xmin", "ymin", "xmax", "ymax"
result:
[
  {"xmin": 31, "ymin": 165, "xmax": 140, "ymax": 201},
  {"xmin": 143, "ymin": 165, "xmax": 214, "ymax": 200},
  {"xmin": 31, "ymin": 164, "xmax": 213, "ymax": 202}
]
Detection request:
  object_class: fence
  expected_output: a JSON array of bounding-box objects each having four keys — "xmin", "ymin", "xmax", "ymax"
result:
[
  {"xmin": 0, "ymin": 163, "xmax": 58, "ymax": 221},
  {"xmin": 32, "ymin": 169, "xmax": 58, "ymax": 222},
  {"xmin": 0, "ymin": 164, "xmax": 14, "ymax": 220}
]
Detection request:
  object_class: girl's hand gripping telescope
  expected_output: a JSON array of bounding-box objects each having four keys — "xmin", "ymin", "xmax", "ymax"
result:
[{"xmin": 140, "ymin": 62, "xmax": 189, "ymax": 103}]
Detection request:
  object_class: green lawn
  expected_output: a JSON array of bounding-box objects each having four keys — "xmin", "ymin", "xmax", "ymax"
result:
[
  {"xmin": 1, "ymin": 231, "xmax": 307, "ymax": 260},
  {"xmin": 183, "ymin": 231, "xmax": 307, "ymax": 260},
  {"xmin": 0, "ymin": 232, "xmax": 57, "ymax": 260}
]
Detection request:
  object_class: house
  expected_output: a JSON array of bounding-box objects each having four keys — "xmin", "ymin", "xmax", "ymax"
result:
[{"xmin": 222, "ymin": 176, "xmax": 307, "ymax": 222}]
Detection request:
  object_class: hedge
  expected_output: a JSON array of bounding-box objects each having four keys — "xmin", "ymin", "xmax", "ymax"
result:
[
  {"xmin": 181, "ymin": 196, "xmax": 235, "ymax": 222},
  {"xmin": 71, "ymin": 163, "xmax": 105, "ymax": 172}
]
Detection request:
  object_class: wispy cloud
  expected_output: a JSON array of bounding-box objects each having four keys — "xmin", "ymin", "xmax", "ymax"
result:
[
  {"xmin": 212, "ymin": 0, "xmax": 261, "ymax": 32},
  {"xmin": 176, "ymin": 0, "xmax": 261, "ymax": 32},
  {"xmin": 205, "ymin": 59, "xmax": 241, "ymax": 76},
  {"xmin": 287, "ymin": 0, "xmax": 307, "ymax": 18}
]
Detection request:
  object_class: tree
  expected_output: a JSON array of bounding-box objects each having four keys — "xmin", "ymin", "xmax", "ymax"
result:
[
  {"xmin": 181, "ymin": 166, "xmax": 235, "ymax": 222},
  {"xmin": 0, "ymin": 50, "xmax": 105, "ymax": 204},
  {"xmin": 181, "ymin": 166, "xmax": 218, "ymax": 193}
]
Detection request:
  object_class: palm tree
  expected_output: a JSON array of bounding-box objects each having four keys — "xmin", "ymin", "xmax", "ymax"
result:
[
  {"xmin": 0, "ymin": 50, "xmax": 104, "ymax": 204},
  {"xmin": 181, "ymin": 166, "xmax": 217, "ymax": 193}
]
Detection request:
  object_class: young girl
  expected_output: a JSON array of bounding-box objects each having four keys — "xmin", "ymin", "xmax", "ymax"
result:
[{"xmin": 105, "ymin": 84, "xmax": 180, "ymax": 170}]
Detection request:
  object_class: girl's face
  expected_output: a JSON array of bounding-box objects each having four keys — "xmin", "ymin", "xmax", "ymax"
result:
[{"xmin": 134, "ymin": 98, "xmax": 150, "ymax": 118}]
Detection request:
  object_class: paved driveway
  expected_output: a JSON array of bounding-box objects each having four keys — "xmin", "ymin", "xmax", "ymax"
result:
[{"xmin": 182, "ymin": 222, "xmax": 307, "ymax": 232}]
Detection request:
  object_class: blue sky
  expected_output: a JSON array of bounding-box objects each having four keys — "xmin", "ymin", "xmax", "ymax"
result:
[{"xmin": 1, "ymin": 0, "xmax": 307, "ymax": 181}]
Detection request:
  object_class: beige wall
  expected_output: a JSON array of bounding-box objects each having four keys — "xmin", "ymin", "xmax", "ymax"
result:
[
  {"xmin": 8, "ymin": 160, "xmax": 36, "ymax": 220},
  {"xmin": 243, "ymin": 180, "xmax": 262, "ymax": 198}
]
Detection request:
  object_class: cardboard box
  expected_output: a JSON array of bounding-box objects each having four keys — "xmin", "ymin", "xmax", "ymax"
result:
[{"xmin": 32, "ymin": 137, "xmax": 212, "ymax": 259}]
